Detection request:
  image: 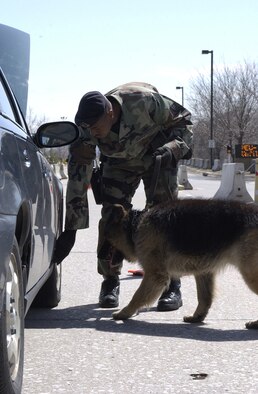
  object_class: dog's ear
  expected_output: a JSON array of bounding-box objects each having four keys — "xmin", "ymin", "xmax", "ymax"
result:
[
  {"xmin": 109, "ymin": 204, "xmax": 127, "ymax": 224},
  {"xmin": 105, "ymin": 204, "xmax": 127, "ymax": 226}
]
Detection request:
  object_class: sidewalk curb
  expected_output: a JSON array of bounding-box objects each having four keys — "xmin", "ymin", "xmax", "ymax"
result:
[{"xmin": 187, "ymin": 165, "xmax": 255, "ymax": 180}]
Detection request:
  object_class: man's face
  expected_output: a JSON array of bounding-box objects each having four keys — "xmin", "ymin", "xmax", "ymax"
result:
[{"xmin": 85, "ymin": 104, "xmax": 113, "ymax": 139}]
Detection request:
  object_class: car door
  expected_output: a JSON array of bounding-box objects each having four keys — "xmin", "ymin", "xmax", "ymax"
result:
[
  {"xmin": 36, "ymin": 151, "xmax": 60, "ymax": 271},
  {"xmin": 0, "ymin": 70, "xmax": 53, "ymax": 291},
  {"xmin": 14, "ymin": 130, "xmax": 50, "ymax": 289}
]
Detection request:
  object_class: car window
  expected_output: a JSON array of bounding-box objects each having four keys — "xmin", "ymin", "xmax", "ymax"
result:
[
  {"xmin": 0, "ymin": 73, "xmax": 28, "ymax": 132},
  {"xmin": 0, "ymin": 77, "xmax": 17, "ymax": 122}
]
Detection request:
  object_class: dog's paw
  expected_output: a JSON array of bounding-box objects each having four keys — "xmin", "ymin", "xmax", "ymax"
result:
[
  {"xmin": 245, "ymin": 320, "xmax": 258, "ymax": 329},
  {"xmin": 112, "ymin": 309, "xmax": 130, "ymax": 321},
  {"xmin": 183, "ymin": 315, "xmax": 204, "ymax": 324}
]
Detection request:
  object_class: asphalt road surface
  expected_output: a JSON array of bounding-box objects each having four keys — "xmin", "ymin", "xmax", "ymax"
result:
[{"xmin": 23, "ymin": 170, "xmax": 258, "ymax": 394}]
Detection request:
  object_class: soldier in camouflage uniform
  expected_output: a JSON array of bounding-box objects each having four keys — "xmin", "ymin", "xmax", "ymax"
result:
[{"xmin": 54, "ymin": 82, "xmax": 193, "ymax": 311}]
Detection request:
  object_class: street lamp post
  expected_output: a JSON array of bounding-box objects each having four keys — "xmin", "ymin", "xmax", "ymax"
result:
[
  {"xmin": 176, "ymin": 86, "xmax": 184, "ymax": 106},
  {"xmin": 202, "ymin": 49, "xmax": 214, "ymax": 168}
]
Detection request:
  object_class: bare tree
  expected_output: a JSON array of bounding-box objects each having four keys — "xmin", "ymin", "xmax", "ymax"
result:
[
  {"xmin": 26, "ymin": 107, "xmax": 48, "ymax": 135},
  {"xmin": 188, "ymin": 61, "xmax": 258, "ymax": 160}
]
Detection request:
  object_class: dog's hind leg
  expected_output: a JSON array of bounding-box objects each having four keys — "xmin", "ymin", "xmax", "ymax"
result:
[
  {"xmin": 113, "ymin": 272, "xmax": 169, "ymax": 320},
  {"xmin": 184, "ymin": 273, "xmax": 215, "ymax": 324},
  {"xmin": 239, "ymin": 263, "xmax": 258, "ymax": 329}
]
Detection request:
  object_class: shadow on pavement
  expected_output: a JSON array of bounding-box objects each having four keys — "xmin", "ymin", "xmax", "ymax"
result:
[{"xmin": 25, "ymin": 303, "xmax": 258, "ymax": 342}]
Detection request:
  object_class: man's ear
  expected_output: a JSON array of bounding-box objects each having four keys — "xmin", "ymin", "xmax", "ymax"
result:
[{"xmin": 105, "ymin": 99, "xmax": 113, "ymax": 115}]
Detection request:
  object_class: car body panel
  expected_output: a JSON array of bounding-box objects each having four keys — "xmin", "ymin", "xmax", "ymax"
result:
[
  {"xmin": 0, "ymin": 214, "xmax": 16, "ymax": 292},
  {"xmin": 0, "ymin": 70, "xmax": 63, "ymax": 296}
]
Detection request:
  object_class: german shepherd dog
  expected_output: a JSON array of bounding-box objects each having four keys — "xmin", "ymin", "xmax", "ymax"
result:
[{"xmin": 104, "ymin": 198, "xmax": 258, "ymax": 329}]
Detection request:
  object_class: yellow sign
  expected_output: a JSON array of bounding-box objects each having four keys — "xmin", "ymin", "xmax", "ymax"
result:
[{"xmin": 235, "ymin": 144, "xmax": 258, "ymax": 158}]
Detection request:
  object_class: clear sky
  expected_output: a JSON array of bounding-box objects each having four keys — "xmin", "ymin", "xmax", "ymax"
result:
[{"xmin": 1, "ymin": 0, "xmax": 258, "ymax": 121}]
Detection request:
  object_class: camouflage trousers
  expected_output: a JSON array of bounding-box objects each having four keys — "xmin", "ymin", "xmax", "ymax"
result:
[{"xmin": 98, "ymin": 154, "xmax": 178, "ymax": 278}]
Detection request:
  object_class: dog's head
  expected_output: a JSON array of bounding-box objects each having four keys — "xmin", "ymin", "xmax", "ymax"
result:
[{"xmin": 103, "ymin": 204, "xmax": 143, "ymax": 262}]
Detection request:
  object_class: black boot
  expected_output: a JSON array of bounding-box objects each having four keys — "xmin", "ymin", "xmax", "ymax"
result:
[
  {"xmin": 52, "ymin": 229, "xmax": 77, "ymax": 265},
  {"xmin": 157, "ymin": 279, "xmax": 182, "ymax": 311},
  {"xmin": 99, "ymin": 276, "xmax": 120, "ymax": 308}
]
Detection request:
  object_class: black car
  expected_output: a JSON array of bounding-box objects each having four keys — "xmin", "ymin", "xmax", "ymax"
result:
[{"xmin": 0, "ymin": 66, "xmax": 79, "ymax": 394}]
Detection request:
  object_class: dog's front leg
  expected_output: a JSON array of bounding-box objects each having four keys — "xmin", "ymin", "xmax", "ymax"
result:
[
  {"xmin": 113, "ymin": 273, "xmax": 169, "ymax": 320},
  {"xmin": 184, "ymin": 273, "xmax": 215, "ymax": 324}
]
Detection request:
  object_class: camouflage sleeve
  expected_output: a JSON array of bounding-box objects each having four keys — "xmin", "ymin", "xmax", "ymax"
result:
[
  {"xmin": 163, "ymin": 126, "xmax": 193, "ymax": 162},
  {"xmin": 64, "ymin": 152, "xmax": 94, "ymax": 230},
  {"xmin": 149, "ymin": 95, "xmax": 193, "ymax": 161},
  {"xmin": 70, "ymin": 139, "xmax": 96, "ymax": 165}
]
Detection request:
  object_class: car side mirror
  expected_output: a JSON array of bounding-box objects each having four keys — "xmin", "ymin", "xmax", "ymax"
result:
[{"xmin": 34, "ymin": 121, "xmax": 79, "ymax": 148}]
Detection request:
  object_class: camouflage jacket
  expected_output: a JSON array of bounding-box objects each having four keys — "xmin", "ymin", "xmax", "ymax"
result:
[{"xmin": 77, "ymin": 82, "xmax": 193, "ymax": 161}]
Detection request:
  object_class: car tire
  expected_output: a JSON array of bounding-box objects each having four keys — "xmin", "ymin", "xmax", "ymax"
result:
[
  {"xmin": 0, "ymin": 236, "xmax": 24, "ymax": 394},
  {"xmin": 32, "ymin": 263, "xmax": 62, "ymax": 308}
]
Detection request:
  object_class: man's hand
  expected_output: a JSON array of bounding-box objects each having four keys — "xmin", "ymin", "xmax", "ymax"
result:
[{"xmin": 153, "ymin": 146, "xmax": 176, "ymax": 168}]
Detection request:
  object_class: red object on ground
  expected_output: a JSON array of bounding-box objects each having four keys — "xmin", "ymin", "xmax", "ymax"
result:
[{"xmin": 128, "ymin": 269, "xmax": 144, "ymax": 276}]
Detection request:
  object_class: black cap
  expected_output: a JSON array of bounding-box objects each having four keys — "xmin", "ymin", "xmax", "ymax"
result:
[{"xmin": 75, "ymin": 91, "xmax": 107, "ymax": 126}]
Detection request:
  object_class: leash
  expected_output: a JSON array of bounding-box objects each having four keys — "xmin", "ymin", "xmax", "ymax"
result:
[{"xmin": 147, "ymin": 155, "xmax": 162, "ymax": 206}]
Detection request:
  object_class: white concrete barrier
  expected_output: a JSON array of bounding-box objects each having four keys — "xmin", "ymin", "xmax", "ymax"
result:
[
  {"xmin": 250, "ymin": 159, "xmax": 255, "ymax": 174},
  {"xmin": 198, "ymin": 158, "xmax": 204, "ymax": 168},
  {"xmin": 195, "ymin": 158, "xmax": 200, "ymax": 167},
  {"xmin": 212, "ymin": 159, "xmax": 221, "ymax": 172},
  {"xmin": 213, "ymin": 163, "xmax": 253, "ymax": 202},
  {"xmin": 59, "ymin": 163, "xmax": 68, "ymax": 179},
  {"xmin": 203, "ymin": 159, "xmax": 210, "ymax": 170},
  {"xmin": 178, "ymin": 165, "xmax": 193, "ymax": 190},
  {"xmin": 51, "ymin": 164, "xmax": 57, "ymax": 174}
]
